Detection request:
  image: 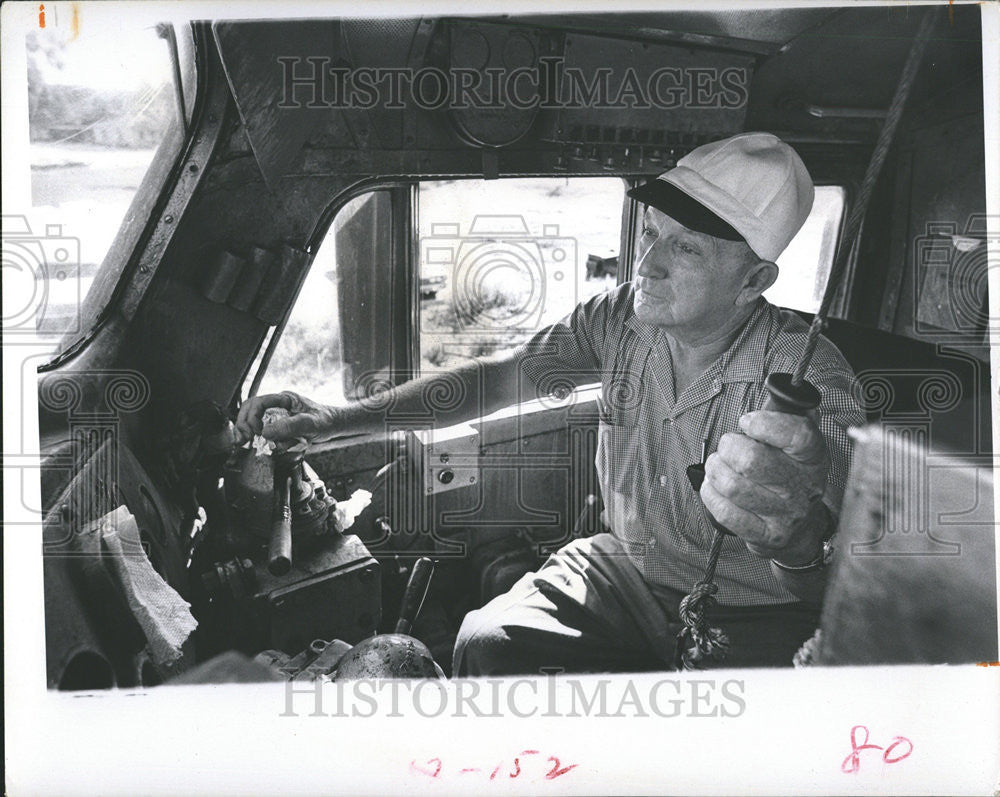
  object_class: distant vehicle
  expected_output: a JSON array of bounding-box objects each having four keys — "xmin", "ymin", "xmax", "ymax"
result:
[
  {"xmin": 586, "ymin": 253, "xmax": 619, "ymax": 280},
  {"xmin": 420, "ymin": 264, "xmax": 448, "ymax": 299}
]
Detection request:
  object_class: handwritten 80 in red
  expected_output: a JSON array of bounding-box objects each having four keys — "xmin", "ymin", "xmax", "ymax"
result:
[
  {"xmin": 410, "ymin": 750, "xmax": 578, "ymax": 782},
  {"xmin": 842, "ymin": 725, "xmax": 913, "ymax": 774}
]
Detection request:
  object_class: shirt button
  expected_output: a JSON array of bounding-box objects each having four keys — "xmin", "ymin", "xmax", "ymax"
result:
[
  {"xmin": 712, "ymin": 378, "xmax": 721, "ymax": 391},
  {"xmin": 647, "ymin": 538, "xmax": 657, "ymax": 548},
  {"xmin": 659, "ymin": 475, "xmax": 668, "ymax": 486}
]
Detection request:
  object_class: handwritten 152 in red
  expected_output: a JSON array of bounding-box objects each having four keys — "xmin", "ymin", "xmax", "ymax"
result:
[
  {"xmin": 411, "ymin": 750, "xmax": 578, "ymax": 782},
  {"xmin": 842, "ymin": 725, "xmax": 913, "ymax": 774}
]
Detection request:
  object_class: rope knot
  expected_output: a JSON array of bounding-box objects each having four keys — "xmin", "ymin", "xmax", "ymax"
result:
[{"xmin": 675, "ymin": 577, "xmax": 729, "ymax": 670}]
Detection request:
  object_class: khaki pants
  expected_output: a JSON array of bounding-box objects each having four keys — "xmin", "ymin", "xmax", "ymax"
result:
[{"xmin": 453, "ymin": 533, "xmax": 820, "ymax": 676}]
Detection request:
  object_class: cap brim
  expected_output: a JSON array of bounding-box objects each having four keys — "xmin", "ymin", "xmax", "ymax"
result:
[{"xmin": 627, "ymin": 179, "xmax": 745, "ymax": 242}]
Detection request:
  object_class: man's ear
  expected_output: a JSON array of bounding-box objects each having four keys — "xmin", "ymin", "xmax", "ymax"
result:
[{"xmin": 736, "ymin": 261, "xmax": 778, "ymax": 305}]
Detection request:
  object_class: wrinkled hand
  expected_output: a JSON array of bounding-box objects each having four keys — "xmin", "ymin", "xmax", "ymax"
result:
[
  {"xmin": 701, "ymin": 410, "xmax": 830, "ymax": 564},
  {"xmin": 235, "ymin": 391, "xmax": 341, "ymax": 446}
]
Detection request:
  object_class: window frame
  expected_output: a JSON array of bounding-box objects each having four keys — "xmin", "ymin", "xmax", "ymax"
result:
[{"xmin": 248, "ymin": 174, "xmax": 632, "ymax": 403}]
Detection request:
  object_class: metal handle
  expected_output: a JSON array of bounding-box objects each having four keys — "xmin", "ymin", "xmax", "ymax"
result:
[
  {"xmin": 267, "ymin": 475, "xmax": 293, "ymax": 576},
  {"xmin": 395, "ymin": 557, "xmax": 434, "ymax": 635}
]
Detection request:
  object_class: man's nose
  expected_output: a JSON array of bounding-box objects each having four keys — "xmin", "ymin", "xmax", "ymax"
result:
[{"xmin": 636, "ymin": 244, "xmax": 663, "ymax": 278}]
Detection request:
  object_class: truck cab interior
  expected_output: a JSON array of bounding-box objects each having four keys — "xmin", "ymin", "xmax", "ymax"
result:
[{"xmin": 33, "ymin": 5, "xmax": 996, "ymax": 689}]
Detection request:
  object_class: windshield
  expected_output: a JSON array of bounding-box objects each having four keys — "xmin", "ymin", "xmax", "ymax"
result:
[{"xmin": 7, "ymin": 14, "xmax": 192, "ymax": 360}]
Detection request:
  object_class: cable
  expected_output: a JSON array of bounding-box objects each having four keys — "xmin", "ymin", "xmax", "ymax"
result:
[{"xmin": 791, "ymin": 6, "xmax": 939, "ymax": 386}]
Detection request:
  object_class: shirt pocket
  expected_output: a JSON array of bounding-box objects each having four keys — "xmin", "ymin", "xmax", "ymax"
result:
[
  {"xmin": 673, "ymin": 493, "xmax": 717, "ymax": 557},
  {"xmin": 596, "ymin": 398, "xmax": 643, "ymax": 508},
  {"xmin": 674, "ymin": 479, "xmax": 750, "ymax": 565}
]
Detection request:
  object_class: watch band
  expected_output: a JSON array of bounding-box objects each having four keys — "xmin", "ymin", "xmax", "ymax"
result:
[
  {"xmin": 771, "ymin": 502, "xmax": 837, "ymax": 573},
  {"xmin": 771, "ymin": 538, "xmax": 834, "ymax": 573}
]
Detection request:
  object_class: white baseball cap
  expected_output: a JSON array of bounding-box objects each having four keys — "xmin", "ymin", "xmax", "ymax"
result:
[{"xmin": 627, "ymin": 132, "xmax": 815, "ymax": 262}]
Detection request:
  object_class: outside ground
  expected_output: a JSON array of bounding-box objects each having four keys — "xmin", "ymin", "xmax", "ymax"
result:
[{"xmin": 15, "ymin": 143, "xmax": 158, "ymax": 348}]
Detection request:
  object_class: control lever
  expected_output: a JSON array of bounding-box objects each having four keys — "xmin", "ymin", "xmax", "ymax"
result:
[
  {"xmin": 267, "ymin": 445, "xmax": 306, "ymax": 576},
  {"xmin": 267, "ymin": 472, "xmax": 293, "ymax": 576},
  {"xmin": 333, "ymin": 556, "xmax": 443, "ymax": 680},
  {"xmin": 395, "ymin": 557, "xmax": 434, "ymax": 635},
  {"xmin": 676, "ymin": 372, "xmax": 821, "ymax": 670}
]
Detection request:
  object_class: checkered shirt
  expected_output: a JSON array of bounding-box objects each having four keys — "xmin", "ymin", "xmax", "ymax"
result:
[{"xmin": 518, "ymin": 282, "xmax": 866, "ymax": 605}]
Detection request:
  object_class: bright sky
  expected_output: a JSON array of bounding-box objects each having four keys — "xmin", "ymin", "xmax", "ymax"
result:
[{"xmin": 32, "ymin": 5, "xmax": 171, "ymax": 90}]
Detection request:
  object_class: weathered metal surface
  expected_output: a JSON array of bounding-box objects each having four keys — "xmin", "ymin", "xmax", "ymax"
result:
[
  {"xmin": 334, "ymin": 633, "xmax": 443, "ymax": 680},
  {"xmin": 212, "ymin": 20, "xmax": 343, "ymax": 186},
  {"xmin": 818, "ymin": 426, "xmax": 997, "ymax": 665}
]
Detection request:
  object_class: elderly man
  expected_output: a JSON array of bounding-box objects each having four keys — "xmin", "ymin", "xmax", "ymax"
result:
[{"xmin": 237, "ymin": 132, "xmax": 865, "ymax": 676}]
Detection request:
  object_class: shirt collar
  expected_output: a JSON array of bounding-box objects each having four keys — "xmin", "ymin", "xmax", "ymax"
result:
[{"xmin": 714, "ymin": 298, "xmax": 774, "ymax": 384}]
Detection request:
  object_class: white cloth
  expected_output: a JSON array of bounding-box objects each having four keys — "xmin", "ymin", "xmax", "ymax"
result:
[
  {"xmin": 95, "ymin": 506, "xmax": 197, "ymax": 667},
  {"xmin": 332, "ymin": 489, "xmax": 372, "ymax": 532}
]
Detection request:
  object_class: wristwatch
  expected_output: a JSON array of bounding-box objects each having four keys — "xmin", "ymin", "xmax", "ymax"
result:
[
  {"xmin": 770, "ymin": 502, "xmax": 836, "ymax": 574},
  {"xmin": 771, "ymin": 537, "xmax": 834, "ymax": 573}
]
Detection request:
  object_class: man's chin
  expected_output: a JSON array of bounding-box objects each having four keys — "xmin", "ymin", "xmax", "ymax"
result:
[{"xmin": 633, "ymin": 295, "xmax": 672, "ymax": 327}]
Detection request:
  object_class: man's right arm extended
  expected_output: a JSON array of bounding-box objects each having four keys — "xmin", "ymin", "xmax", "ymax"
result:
[
  {"xmin": 236, "ymin": 290, "xmax": 612, "ymax": 445},
  {"xmin": 235, "ymin": 349, "xmax": 535, "ymax": 445}
]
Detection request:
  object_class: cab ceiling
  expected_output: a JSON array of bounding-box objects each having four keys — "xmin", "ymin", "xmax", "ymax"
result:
[
  {"xmin": 503, "ymin": 8, "xmax": 839, "ymax": 52},
  {"xmin": 212, "ymin": 6, "xmax": 981, "ymax": 185}
]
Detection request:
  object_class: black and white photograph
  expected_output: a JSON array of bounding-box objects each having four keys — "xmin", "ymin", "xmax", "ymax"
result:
[{"xmin": 3, "ymin": 0, "xmax": 999, "ymax": 793}]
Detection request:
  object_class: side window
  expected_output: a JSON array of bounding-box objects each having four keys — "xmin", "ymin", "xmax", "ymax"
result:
[
  {"xmin": 249, "ymin": 179, "xmax": 626, "ymax": 405},
  {"xmin": 251, "ymin": 239, "xmax": 347, "ymax": 404},
  {"xmin": 764, "ymin": 185, "xmax": 846, "ymax": 313},
  {"xmin": 12, "ymin": 21, "xmax": 183, "ymax": 356},
  {"xmin": 417, "ymin": 178, "xmax": 625, "ymax": 371},
  {"xmin": 251, "ymin": 193, "xmax": 380, "ymax": 405}
]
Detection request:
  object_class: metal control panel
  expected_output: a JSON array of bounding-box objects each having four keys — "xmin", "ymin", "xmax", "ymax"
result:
[{"xmin": 407, "ymin": 424, "xmax": 481, "ymax": 497}]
